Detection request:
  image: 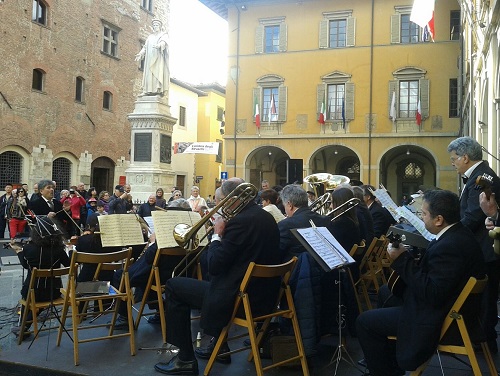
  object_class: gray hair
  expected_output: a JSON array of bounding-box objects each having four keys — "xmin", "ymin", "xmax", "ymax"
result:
[
  {"xmin": 221, "ymin": 177, "xmax": 245, "ymax": 197},
  {"xmin": 214, "ymin": 187, "xmax": 223, "ymax": 201},
  {"xmin": 280, "ymin": 184, "xmax": 308, "ymax": 208},
  {"xmin": 447, "ymin": 137, "xmax": 483, "ymax": 161},
  {"xmin": 38, "ymin": 179, "xmax": 54, "ymax": 191},
  {"xmin": 168, "ymin": 198, "xmax": 191, "ymax": 209}
]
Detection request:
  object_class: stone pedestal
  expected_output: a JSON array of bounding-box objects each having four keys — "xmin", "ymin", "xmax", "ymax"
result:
[{"xmin": 126, "ymin": 95, "xmax": 177, "ymax": 203}]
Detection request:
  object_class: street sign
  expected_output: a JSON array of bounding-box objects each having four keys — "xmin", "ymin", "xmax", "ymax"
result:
[
  {"xmin": 221, "ymin": 171, "xmax": 228, "ymax": 179},
  {"xmin": 196, "ymin": 176, "xmax": 203, "ymax": 180}
]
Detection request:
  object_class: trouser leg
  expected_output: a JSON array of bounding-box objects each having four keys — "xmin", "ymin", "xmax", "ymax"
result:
[
  {"xmin": 356, "ymin": 306, "xmax": 402, "ymax": 376},
  {"xmin": 164, "ymin": 277, "xmax": 208, "ymax": 360},
  {"xmin": 483, "ymin": 260, "xmax": 500, "ymax": 345}
]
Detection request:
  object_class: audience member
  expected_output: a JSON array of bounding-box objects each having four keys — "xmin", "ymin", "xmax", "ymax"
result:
[
  {"xmin": 260, "ymin": 189, "xmax": 285, "ymax": 223},
  {"xmin": 155, "ymin": 188, "xmax": 167, "ymax": 209},
  {"xmin": 187, "ymin": 186, "xmax": 207, "ymax": 212},
  {"xmin": 6, "ymin": 187, "xmax": 29, "ymax": 238}
]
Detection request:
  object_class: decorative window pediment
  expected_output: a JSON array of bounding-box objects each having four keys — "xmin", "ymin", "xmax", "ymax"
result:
[
  {"xmin": 256, "ymin": 75, "xmax": 285, "ymax": 87},
  {"xmin": 321, "ymin": 71, "xmax": 352, "ymax": 84},
  {"xmin": 393, "ymin": 67, "xmax": 426, "ymax": 80}
]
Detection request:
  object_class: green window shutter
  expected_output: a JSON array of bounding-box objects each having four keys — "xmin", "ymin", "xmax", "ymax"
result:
[
  {"xmin": 279, "ymin": 23, "xmax": 287, "ymax": 52},
  {"xmin": 388, "ymin": 80, "xmax": 398, "ymax": 117},
  {"xmin": 346, "ymin": 17, "xmax": 356, "ymax": 47},
  {"xmin": 419, "ymin": 79, "xmax": 430, "ymax": 119},
  {"xmin": 319, "ymin": 20, "xmax": 328, "ymax": 49},
  {"xmin": 345, "ymin": 82, "xmax": 355, "ymax": 120},
  {"xmin": 317, "ymin": 84, "xmax": 326, "ymax": 114},
  {"xmin": 391, "ymin": 14, "xmax": 400, "ymax": 44},
  {"xmin": 252, "ymin": 87, "xmax": 261, "ymax": 123},
  {"xmin": 255, "ymin": 25, "xmax": 264, "ymax": 54},
  {"xmin": 278, "ymin": 86, "xmax": 287, "ymax": 122}
]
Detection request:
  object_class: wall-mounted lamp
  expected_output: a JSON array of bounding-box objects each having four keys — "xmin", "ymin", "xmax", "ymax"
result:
[
  {"xmin": 479, "ymin": 21, "xmax": 486, "ymax": 28},
  {"xmin": 84, "ymin": 150, "xmax": 88, "ymax": 158},
  {"xmin": 241, "ymin": 5, "xmax": 247, "ymax": 11},
  {"xmin": 406, "ymin": 148, "xmax": 410, "ymax": 155},
  {"xmin": 40, "ymin": 145, "xmax": 46, "ymax": 153},
  {"xmin": 478, "ymin": 120, "xmax": 487, "ymax": 127}
]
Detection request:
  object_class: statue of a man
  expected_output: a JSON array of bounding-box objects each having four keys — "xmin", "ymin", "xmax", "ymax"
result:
[{"xmin": 135, "ymin": 19, "xmax": 169, "ymax": 97}]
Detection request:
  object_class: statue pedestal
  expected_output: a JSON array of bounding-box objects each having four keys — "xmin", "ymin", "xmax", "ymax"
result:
[{"xmin": 126, "ymin": 95, "xmax": 177, "ymax": 203}]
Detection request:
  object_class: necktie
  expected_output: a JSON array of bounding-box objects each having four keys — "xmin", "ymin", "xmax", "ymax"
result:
[
  {"xmin": 47, "ymin": 200, "xmax": 54, "ymax": 210},
  {"xmin": 462, "ymin": 176, "xmax": 468, "ymax": 185}
]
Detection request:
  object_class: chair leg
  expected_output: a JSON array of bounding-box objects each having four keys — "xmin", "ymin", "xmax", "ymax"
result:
[
  {"xmin": 56, "ymin": 299, "xmax": 69, "ymax": 346},
  {"xmin": 408, "ymin": 358, "xmax": 430, "ymax": 376},
  {"xmin": 204, "ymin": 326, "xmax": 230, "ymax": 376},
  {"xmin": 480, "ymin": 342, "xmax": 498, "ymax": 375},
  {"xmin": 286, "ymin": 288, "xmax": 310, "ymax": 376},
  {"xmin": 17, "ymin": 301, "xmax": 30, "ymax": 345}
]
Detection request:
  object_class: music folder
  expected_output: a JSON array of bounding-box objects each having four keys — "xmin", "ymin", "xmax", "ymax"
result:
[
  {"xmin": 75, "ymin": 281, "xmax": 111, "ymax": 296},
  {"xmin": 291, "ymin": 227, "xmax": 355, "ymax": 272}
]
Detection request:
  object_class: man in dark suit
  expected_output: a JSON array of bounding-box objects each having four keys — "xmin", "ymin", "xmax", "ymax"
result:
[
  {"xmin": 154, "ymin": 178, "xmax": 281, "ymax": 375},
  {"xmin": 362, "ymin": 185, "xmax": 395, "ymax": 238},
  {"xmin": 448, "ymin": 136, "xmax": 500, "ymax": 353},
  {"xmin": 356, "ymin": 190, "xmax": 486, "ymax": 376},
  {"xmin": 28, "ymin": 179, "xmax": 68, "ymax": 227}
]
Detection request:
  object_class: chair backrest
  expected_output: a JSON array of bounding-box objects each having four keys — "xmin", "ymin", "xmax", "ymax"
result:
[
  {"xmin": 440, "ymin": 276, "xmax": 488, "ymax": 339},
  {"xmin": 28, "ymin": 266, "xmax": 70, "ymax": 291},
  {"xmin": 359, "ymin": 236, "xmax": 384, "ymax": 271},
  {"xmin": 349, "ymin": 240, "xmax": 366, "ymax": 259}
]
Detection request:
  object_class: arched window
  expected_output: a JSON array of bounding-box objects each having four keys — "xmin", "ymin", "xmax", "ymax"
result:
[
  {"xmin": 338, "ymin": 157, "xmax": 360, "ymax": 181},
  {"xmin": 32, "ymin": 69, "xmax": 45, "ymax": 91},
  {"xmin": 52, "ymin": 158, "xmax": 72, "ymax": 190},
  {"xmin": 32, "ymin": 0, "xmax": 47, "ymax": 25},
  {"xmin": 75, "ymin": 76, "xmax": 85, "ymax": 102},
  {"xmin": 404, "ymin": 162, "xmax": 423, "ymax": 178},
  {"xmin": 0, "ymin": 151, "xmax": 23, "ymax": 186},
  {"xmin": 103, "ymin": 91, "xmax": 113, "ymax": 110}
]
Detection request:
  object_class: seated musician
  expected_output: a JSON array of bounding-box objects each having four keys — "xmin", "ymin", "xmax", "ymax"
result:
[
  {"xmin": 112, "ymin": 198, "xmax": 192, "ymax": 329},
  {"xmin": 11, "ymin": 216, "xmax": 70, "ymax": 337},
  {"xmin": 356, "ymin": 190, "xmax": 486, "ymax": 376},
  {"xmin": 154, "ymin": 178, "xmax": 281, "ymax": 375}
]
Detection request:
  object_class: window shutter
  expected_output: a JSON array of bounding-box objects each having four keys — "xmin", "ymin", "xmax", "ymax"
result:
[
  {"xmin": 317, "ymin": 84, "xmax": 326, "ymax": 114},
  {"xmin": 345, "ymin": 82, "xmax": 355, "ymax": 120},
  {"xmin": 278, "ymin": 86, "xmax": 287, "ymax": 122},
  {"xmin": 346, "ymin": 17, "xmax": 356, "ymax": 47},
  {"xmin": 255, "ymin": 25, "xmax": 264, "ymax": 54},
  {"xmin": 319, "ymin": 20, "xmax": 328, "ymax": 49},
  {"xmin": 388, "ymin": 80, "xmax": 398, "ymax": 117},
  {"xmin": 419, "ymin": 79, "xmax": 430, "ymax": 119},
  {"xmin": 391, "ymin": 14, "xmax": 400, "ymax": 44},
  {"xmin": 253, "ymin": 87, "xmax": 261, "ymax": 123},
  {"xmin": 279, "ymin": 23, "xmax": 287, "ymax": 52}
]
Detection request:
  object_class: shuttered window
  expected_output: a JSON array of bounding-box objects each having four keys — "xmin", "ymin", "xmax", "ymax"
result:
[
  {"xmin": 255, "ymin": 17, "xmax": 287, "ymax": 54},
  {"xmin": 319, "ymin": 11, "xmax": 355, "ymax": 49}
]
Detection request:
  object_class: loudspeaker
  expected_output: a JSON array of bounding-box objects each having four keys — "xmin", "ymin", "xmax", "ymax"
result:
[{"xmin": 286, "ymin": 159, "xmax": 303, "ymax": 185}]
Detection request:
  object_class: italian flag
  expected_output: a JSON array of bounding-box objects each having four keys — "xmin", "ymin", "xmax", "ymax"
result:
[
  {"xmin": 318, "ymin": 100, "xmax": 326, "ymax": 125},
  {"xmin": 416, "ymin": 99, "xmax": 422, "ymax": 126},
  {"xmin": 254, "ymin": 97, "xmax": 260, "ymax": 129}
]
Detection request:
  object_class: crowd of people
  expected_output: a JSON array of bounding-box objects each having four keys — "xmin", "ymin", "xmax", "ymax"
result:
[{"xmin": 4, "ymin": 136, "xmax": 500, "ymax": 376}]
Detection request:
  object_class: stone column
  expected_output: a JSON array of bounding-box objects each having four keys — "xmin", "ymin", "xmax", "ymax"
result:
[{"xmin": 126, "ymin": 95, "xmax": 177, "ymax": 203}]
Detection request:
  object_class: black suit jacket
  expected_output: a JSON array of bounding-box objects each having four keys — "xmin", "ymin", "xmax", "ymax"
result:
[
  {"xmin": 28, "ymin": 196, "xmax": 68, "ymax": 228},
  {"xmin": 200, "ymin": 202, "xmax": 281, "ymax": 335},
  {"xmin": 391, "ymin": 222, "xmax": 486, "ymax": 370},
  {"xmin": 460, "ymin": 160, "xmax": 500, "ymax": 262},
  {"xmin": 369, "ymin": 201, "xmax": 394, "ymax": 238}
]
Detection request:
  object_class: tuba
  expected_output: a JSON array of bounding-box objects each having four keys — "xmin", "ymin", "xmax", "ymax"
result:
[
  {"xmin": 171, "ymin": 182, "xmax": 258, "ymax": 276},
  {"xmin": 304, "ymin": 173, "xmax": 350, "ymax": 215}
]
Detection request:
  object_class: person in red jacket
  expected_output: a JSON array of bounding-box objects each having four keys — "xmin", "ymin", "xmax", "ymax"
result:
[{"xmin": 61, "ymin": 187, "xmax": 86, "ymax": 236}]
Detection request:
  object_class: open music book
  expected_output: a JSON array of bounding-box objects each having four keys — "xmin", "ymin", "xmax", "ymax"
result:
[
  {"xmin": 291, "ymin": 227, "xmax": 355, "ymax": 272},
  {"xmin": 152, "ymin": 210, "xmax": 208, "ymax": 249},
  {"xmin": 97, "ymin": 214, "xmax": 145, "ymax": 247}
]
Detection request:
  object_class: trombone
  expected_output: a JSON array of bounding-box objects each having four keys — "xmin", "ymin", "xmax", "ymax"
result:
[
  {"xmin": 171, "ymin": 182, "xmax": 258, "ymax": 277},
  {"xmin": 325, "ymin": 197, "xmax": 360, "ymax": 221}
]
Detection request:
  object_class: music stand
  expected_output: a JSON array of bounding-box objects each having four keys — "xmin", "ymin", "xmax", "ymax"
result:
[{"xmin": 25, "ymin": 216, "xmax": 73, "ymax": 356}]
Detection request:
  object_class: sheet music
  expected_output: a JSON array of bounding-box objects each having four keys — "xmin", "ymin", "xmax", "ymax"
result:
[
  {"xmin": 296, "ymin": 227, "xmax": 355, "ymax": 270},
  {"xmin": 143, "ymin": 216, "xmax": 154, "ymax": 236},
  {"xmin": 371, "ymin": 186, "xmax": 401, "ymax": 222},
  {"xmin": 98, "ymin": 214, "xmax": 145, "ymax": 247},
  {"xmin": 152, "ymin": 210, "xmax": 206, "ymax": 249},
  {"xmin": 396, "ymin": 206, "xmax": 435, "ymax": 241}
]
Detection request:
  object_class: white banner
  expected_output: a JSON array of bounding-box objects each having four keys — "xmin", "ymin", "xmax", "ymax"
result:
[{"xmin": 174, "ymin": 142, "xmax": 220, "ymax": 155}]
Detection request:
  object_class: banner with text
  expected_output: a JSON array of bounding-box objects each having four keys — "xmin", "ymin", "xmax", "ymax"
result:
[{"xmin": 174, "ymin": 142, "xmax": 220, "ymax": 155}]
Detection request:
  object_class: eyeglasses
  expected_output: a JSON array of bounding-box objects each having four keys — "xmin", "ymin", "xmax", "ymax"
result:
[
  {"xmin": 450, "ymin": 156, "xmax": 463, "ymax": 162},
  {"xmin": 174, "ymin": 194, "xmax": 182, "ymax": 197}
]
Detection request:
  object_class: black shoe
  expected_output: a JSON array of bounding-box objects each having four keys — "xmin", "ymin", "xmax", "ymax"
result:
[
  {"xmin": 357, "ymin": 358, "xmax": 367, "ymax": 368},
  {"xmin": 154, "ymin": 356, "xmax": 199, "ymax": 375},
  {"xmin": 107, "ymin": 315, "xmax": 129, "ymax": 330},
  {"xmin": 195, "ymin": 337, "xmax": 231, "ymax": 364},
  {"xmin": 147, "ymin": 313, "xmax": 161, "ymax": 324}
]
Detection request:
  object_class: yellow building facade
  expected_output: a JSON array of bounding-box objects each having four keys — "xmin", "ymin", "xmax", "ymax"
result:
[{"xmin": 202, "ymin": 0, "xmax": 463, "ymax": 201}]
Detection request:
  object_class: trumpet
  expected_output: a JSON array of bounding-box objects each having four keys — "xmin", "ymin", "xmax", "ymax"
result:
[
  {"xmin": 325, "ymin": 197, "xmax": 360, "ymax": 221},
  {"xmin": 171, "ymin": 182, "xmax": 258, "ymax": 277}
]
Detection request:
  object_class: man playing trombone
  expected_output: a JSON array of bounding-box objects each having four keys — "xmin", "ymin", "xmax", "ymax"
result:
[{"xmin": 154, "ymin": 178, "xmax": 281, "ymax": 375}]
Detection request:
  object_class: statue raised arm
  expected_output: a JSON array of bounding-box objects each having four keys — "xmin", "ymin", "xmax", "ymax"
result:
[{"xmin": 135, "ymin": 19, "xmax": 170, "ymax": 97}]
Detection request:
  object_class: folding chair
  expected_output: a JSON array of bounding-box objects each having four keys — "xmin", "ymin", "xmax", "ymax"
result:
[
  {"xmin": 347, "ymin": 241, "xmax": 367, "ymax": 314},
  {"xmin": 359, "ymin": 236, "xmax": 387, "ymax": 294},
  {"xmin": 204, "ymin": 257, "xmax": 310, "ymax": 376},
  {"xmin": 56, "ymin": 248, "xmax": 135, "ymax": 365},
  {"xmin": 134, "ymin": 246, "xmax": 187, "ymax": 344},
  {"xmin": 17, "ymin": 266, "xmax": 70, "ymax": 344},
  {"xmin": 389, "ymin": 276, "xmax": 497, "ymax": 376}
]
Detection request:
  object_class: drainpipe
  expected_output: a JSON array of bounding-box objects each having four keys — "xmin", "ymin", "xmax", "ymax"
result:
[
  {"xmin": 368, "ymin": 0, "xmax": 375, "ymax": 184},
  {"xmin": 233, "ymin": 6, "xmax": 241, "ymax": 177}
]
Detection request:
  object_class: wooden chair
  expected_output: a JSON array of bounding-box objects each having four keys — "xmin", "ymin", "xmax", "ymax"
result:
[
  {"xmin": 391, "ymin": 276, "xmax": 497, "ymax": 376},
  {"xmin": 133, "ymin": 246, "xmax": 187, "ymax": 344},
  {"xmin": 360, "ymin": 236, "xmax": 387, "ymax": 293},
  {"xmin": 347, "ymin": 241, "xmax": 367, "ymax": 314},
  {"xmin": 204, "ymin": 257, "xmax": 310, "ymax": 376},
  {"xmin": 56, "ymin": 248, "xmax": 135, "ymax": 365},
  {"xmin": 17, "ymin": 266, "xmax": 70, "ymax": 344}
]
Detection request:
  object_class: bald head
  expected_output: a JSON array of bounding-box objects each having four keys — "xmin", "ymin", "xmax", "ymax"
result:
[{"xmin": 221, "ymin": 177, "xmax": 245, "ymax": 196}]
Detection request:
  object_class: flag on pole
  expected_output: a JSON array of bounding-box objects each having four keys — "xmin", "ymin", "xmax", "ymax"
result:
[
  {"xmin": 389, "ymin": 91, "xmax": 396, "ymax": 124},
  {"xmin": 411, "ymin": 0, "xmax": 435, "ymax": 41},
  {"xmin": 318, "ymin": 99, "xmax": 326, "ymax": 125},
  {"xmin": 416, "ymin": 99, "xmax": 422, "ymax": 126},
  {"xmin": 268, "ymin": 94, "xmax": 277, "ymax": 125},
  {"xmin": 341, "ymin": 97, "xmax": 346, "ymax": 129},
  {"xmin": 254, "ymin": 96, "xmax": 260, "ymax": 129}
]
